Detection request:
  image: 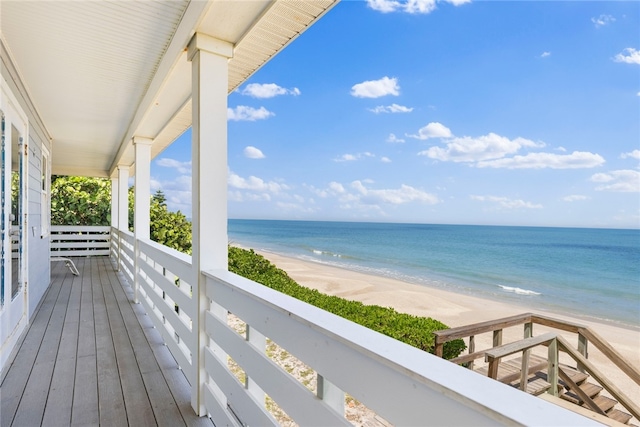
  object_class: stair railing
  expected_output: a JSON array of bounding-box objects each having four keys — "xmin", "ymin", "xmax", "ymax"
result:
[
  {"xmin": 482, "ymin": 332, "xmax": 640, "ymax": 422},
  {"xmin": 434, "ymin": 313, "xmax": 640, "ymax": 423},
  {"xmin": 553, "ymin": 335, "xmax": 640, "ymax": 422}
]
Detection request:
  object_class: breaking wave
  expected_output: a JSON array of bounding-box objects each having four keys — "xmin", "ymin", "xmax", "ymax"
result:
[{"xmin": 499, "ymin": 285, "xmax": 541, "ymax": 296}]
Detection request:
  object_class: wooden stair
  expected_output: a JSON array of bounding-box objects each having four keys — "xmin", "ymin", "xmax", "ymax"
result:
[{"xmin": 475, "ymin": 357, "xmax": 635, "ymax": 425}]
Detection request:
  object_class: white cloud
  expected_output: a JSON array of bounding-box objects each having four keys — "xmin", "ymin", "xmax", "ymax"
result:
[
  {"xmin": 228, "ymin": 106, "xmax": 275, "ymax": 121},
  {"xmin": 328, "ymin": 182, "xmax": 346, "ymax": 194},
  {"xmin": 229, "ymin": 191, "xmax": 271, "ymax": 202},
  {"xmin": 228, "ymin": 172, "xmax": 289, "ymax": 195},
  {"xmin": 591, "ymin": 14, "xmax": 615, "ymax": 28},
  {"xmin": 334, "ymin": 152, "xmax": 375, "ymax": 162},
  {"xmin": 621, "ymin": 149, "xmax": 640, "ymax": 160},
  {"xmin": 419, "ymin": 133, "xmax": 543, "ymax": 162},
  {"xmin": 476, "ymin": 151, "xmax": 605, "ymax": 169},
  {"xmin": 613, "ymin": 48, "xmax": 640, "ymax": 65},
  {"xmin": 407, "ymin": 122, "xmax": 453, "ymax": 140},
  {"xmin": 241, "ymin": 83, "xmax": 300, "ymax": 98},
  {"xmin": 381, "ymin": 156, "xmax": 392, "ymax": 163},
  {"xmin": 387, "ymin": 133, "xmax": 405, "ymax": 143},
  {"xmin": 155, "ymin": 158, "xmax": 192, "ymax": 174},
  {"xmin": 369, "ymin": 103, "xmax": 414, "ymax": 114},
  {"xmin": 471, "ymin": 195, "xmax": 543, "ymax": 210},
  {"xmin": 244, "ymin": 146, "xmax": 265, "ymax": 159},
  {"xmin": 351, "ymin": 76, "xmax": 400, "ymax": 98},
  {"xmin": 366, "ymin": 0, "xmax": 468, "ymax": 14},
  {"xmin": 334, "ymin": 154, "xmax": 358, "ymax": 162},
  {"xmin": 151, "ymin": 174, "xmax": 193, "ymax": 216},
  {"xmin": 563, "ymin": 195, "xmax": 589, "ymax": 202},
  {"xmin": 590, "ymin": 170, "xmax": 640, "ymax": 192},
  {"xmin": 556, "ymin": 146, "xmax": 567, "ymax": 152},
  {"xmin": 540, "ymin": 51, "xmax": 551, "ymax": 58},
  {"xmin": 351, "ymin": 180, "xmax": 439, "ymax": 205}
]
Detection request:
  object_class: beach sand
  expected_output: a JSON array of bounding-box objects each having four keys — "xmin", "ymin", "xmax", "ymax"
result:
[{"xmin": 253, "ymin": 249, "xmax": 640, "ymax": 418}]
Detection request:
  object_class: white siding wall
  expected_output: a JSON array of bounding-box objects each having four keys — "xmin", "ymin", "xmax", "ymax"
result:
[
  {"xmin": 27, "ymin": 136, "xmax": 49, "ymax": 316},
  {"xmin": 1, "ymin": 39, "xmax": 52, "ymax": 321}
]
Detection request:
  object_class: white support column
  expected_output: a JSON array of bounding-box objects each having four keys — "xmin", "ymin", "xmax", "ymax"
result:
[
  {"xmin": 110, "ymin": 175, "xmax": 119, "ymax": 268},
  {"xmin": 110, "ymin": 176, "xmax": 119, "ymax": 229},
  {"xmin": 117, "ymin": 166, "xmax": 129, "ymax": 232},
  {"xmin": 188, "ymin": 32, "xmax": 233, "ymax": 416},
  {"xmin": 117, "ymin": 165, "xmax": 129, "ymax": 273},
  {"xmin": 134, "ymin": 137, "xmax": 152, "ymax": 304}
]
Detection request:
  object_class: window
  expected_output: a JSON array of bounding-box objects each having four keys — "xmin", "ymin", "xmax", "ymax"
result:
[{"xmin": 41, "ymin": 146, "xmax": 50, "ymax": 237}]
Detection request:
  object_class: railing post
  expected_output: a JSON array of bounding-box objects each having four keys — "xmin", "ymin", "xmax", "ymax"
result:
[
  {"xmin": 524, "ymin": 322, "xmax": 533, "ymax": 339},
  {"xmin": 547, "ymin": 338, "xmax": 559, "ymax": 396},
  {"xmin": 577, "ymin": 333, "xmax": 588, "ymax": 373},
  {"xmin": 492, "ymin": 329, "xmax": 502, "ymax": 372},
  {"xmin": 520, "ymin": 348, "xmax": 530, "ymax": 392},
  {"xmin": 317, "ymin": 375, "xmax": 345, "ymax": 416},
  {"xmin": 434, "ymin": 341, "xmax": 444, "ymax": 358},
  {"xmin": 468, "ymin": 335, "xmax": 475, "ymax": 370},
  {"xmin": 246, "ymin": 325, "xmax": 266, "ymax": 405}
]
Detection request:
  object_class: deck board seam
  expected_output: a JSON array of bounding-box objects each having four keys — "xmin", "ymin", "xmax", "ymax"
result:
[
  {"xmin": 1, "ymin": 262, "xmax": 69, "ymax": 426},
  {"xmin": 40, "ymin": 258, "xmax": 84, "ymax": 426},
  {"xmin": 105, "ymin": 257, "xmax": 185, "ymax": 426},
  {"xmin": 98, "ymin": 257, "xmax": 131, "ymax": 426},
  {"xmin": 14, "ymin": 262, "xmax": 74, "ymax": 426}
]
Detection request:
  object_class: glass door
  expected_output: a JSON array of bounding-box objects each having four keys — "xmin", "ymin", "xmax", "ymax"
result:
[
  {"xmin": 10, "ymin": 122, "xmax": 24, "ymax": 300},
  {"xmin": 0, "ymin": 94, "xmax": 27, "ymax": 353}
]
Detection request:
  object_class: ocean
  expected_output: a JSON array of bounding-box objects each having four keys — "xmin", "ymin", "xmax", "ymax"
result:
[{"xmin": 228, "ymin": 220, "xmax": 640, "ymax": 329}]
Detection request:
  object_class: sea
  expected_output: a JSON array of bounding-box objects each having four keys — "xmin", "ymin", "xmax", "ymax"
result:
[{"xmin": 228, "ymin": 219, "xmax": 640, "ymax": 329}]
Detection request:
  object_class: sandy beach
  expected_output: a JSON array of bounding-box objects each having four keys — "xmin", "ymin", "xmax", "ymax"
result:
[{"xmin": 251, "ymin": 248, "xmax": 640, "ymax": 414}]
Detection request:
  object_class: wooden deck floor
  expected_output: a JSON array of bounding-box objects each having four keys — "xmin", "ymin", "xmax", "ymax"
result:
[{"xmin": 1, "ymin": 257, "xmax": 213, "ymax": 427}]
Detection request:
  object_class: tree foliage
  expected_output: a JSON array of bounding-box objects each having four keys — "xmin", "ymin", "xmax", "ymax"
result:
[{"xmin": 51, "ymin": 176, "xmax": 111, "ymax": 226}]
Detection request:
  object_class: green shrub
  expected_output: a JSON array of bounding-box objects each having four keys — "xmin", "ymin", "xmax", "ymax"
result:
[{"xmin": 228, "ymin": 246, "xmax": 466, "ymax": 360}]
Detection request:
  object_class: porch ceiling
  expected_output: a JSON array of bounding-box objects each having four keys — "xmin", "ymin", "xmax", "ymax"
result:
[{"xmin": 0, "ymin": 0, "xmax": 337, "ymax": 178}]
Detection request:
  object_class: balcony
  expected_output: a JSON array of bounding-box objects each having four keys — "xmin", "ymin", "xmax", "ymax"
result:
[{"xmin": 1, "ymin": 226, "xmax": 601, "ymax": 426}]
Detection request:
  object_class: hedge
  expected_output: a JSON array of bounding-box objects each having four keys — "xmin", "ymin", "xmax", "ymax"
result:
[{"xmin": 228, "ymin": 247, "xmax": 466, "ymax": 360}]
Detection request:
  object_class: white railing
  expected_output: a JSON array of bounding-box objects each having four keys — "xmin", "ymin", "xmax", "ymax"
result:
[
  {"xmin": 51, "ymin": 225, "xmax": 111, "ymax": 257},
  {"xmin": 137, "ymin": 237, "xmax": 196, "ymax": 385},
  {"xmin": 105, "ymin": 226, "xmax": 596, "ymax": 426}
]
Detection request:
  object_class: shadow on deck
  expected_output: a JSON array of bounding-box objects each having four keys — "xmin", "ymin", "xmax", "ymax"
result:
[{"xmin": 0, "ymin": 257, "xmax": 212, "ymax": 427}]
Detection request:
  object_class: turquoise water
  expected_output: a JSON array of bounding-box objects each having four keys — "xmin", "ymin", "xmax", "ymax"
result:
[{"xmin": 228, "ymin": 220, "xmax": 640, "ymax": 329}]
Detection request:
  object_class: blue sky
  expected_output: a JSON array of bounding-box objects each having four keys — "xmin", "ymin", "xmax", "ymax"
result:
[{"xmin": 151, "ymin": 0, "xmax": 640, "ymax": 229}]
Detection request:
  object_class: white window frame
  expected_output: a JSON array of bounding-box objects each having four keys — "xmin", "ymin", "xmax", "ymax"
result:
[{"xmin": 41, "ymin": 146, "xmax": 50, "ymax": 238}]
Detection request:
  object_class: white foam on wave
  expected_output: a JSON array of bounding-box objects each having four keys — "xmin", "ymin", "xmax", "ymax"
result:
[
  {"xmin": 499, "ymin": 285, "xmax": 541, "ymax": 296},
  {"xmin": 311, "ymin": 249, "xmax": 342, "ymax": 258}
]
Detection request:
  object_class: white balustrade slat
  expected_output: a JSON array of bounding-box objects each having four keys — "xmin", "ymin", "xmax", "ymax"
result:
[
  {"xmin": 204, "ymin": 347, "xmax": 278, "ymax": 426},
  {"xmin": 138, "ymin": 274, "xmax": 194, "ymax": 351},
  {"xmin": 51, "ymin": 249, "xmax": 110, "ymax": 257},
  {"xmin": 138, "ymin": 238, "xmax": 193, "ymax": 283},
  {"xmin": 206, "ymin": 312, "xmax": 349, "ymax": 425},
  {"xmin": 204, "ymin": 383, "xmax": 241, "ymax": 427},
  {"xmin": 52, "ymin": 241, "xmax": 110, "ymax": 249},
  {"xmin": 51, "ymin": 234, "xmax": 110, "ymax": 241},
  {"xmin": 121, "ymin": 244, "xmax": 135, "ymax": 261},
  {"xmin": 121, "ymin": 261, "xmax": 135, "ymax": 284},
  {"xmin": 138, "ymin": 257, "xmax": 193, "ymax": 316},
  {"xmin": 52, "ymin": 225, "xmax": 111, "ymax": 232},
  {"xmin": 120, "ymin": 231, "xmax": 135, "ymax": 245},
  {"xmin": 138, "ymin": 293, "xmax": 194, "ymax": 383}
]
